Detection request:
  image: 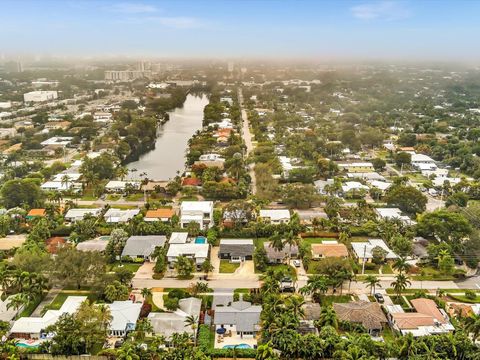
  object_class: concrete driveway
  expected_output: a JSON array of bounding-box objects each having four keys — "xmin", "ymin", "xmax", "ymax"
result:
[
  {"xmin": 135, "ymin": 262, "xmax": 155, "ymax": 279},
  {"xmin": 210, "ymin": 247, "xmax": 221, "ymax": 274}
]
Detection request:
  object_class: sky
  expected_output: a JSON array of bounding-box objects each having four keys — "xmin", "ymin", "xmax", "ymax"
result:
[{"xmin": 1, "ymin": 0, "xmax": 480, "ymax": 60}]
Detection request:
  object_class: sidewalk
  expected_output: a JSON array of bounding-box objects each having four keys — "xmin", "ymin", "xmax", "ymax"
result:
[{"xmin": 31, "ymin": 287, "xmax": 62, "ymax": 316}]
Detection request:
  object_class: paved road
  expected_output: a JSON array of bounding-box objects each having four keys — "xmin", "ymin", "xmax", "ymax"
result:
[
  {"xmin": 238, "ymin": 88, "xmax": 257, "ymax": 195},
  {"xmin": 455, "ymin": 275, "xmax": 480, "ymax": 290},
  {"xmin": 132, "ymin": 277, "xmax": 261, "ymax": 290}
]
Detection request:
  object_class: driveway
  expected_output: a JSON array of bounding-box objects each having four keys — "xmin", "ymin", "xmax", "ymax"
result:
[
  {"xmin": 210, "ymin": 247, "xmax": 221, "ymax": 274},
  {"xmin": 134, "ymin": 262, "xmax": 155, "ymax": 279}
]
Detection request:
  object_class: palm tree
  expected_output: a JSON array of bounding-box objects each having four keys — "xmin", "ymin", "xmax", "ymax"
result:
[
  {"xmin": 61, "ymin": 174, "xmax": 71, "ymax": 190},
  {"xmin": 189, "ymin": 281, "xmax": 211, "ymax": 296},
  {"xmin": 256, "ymin": 341, "xmax": 278, "ymax": 360},
  {"xmin": 363, "ymin": 275, "xmax": 381, "ymax": 295},
  {"xmin": 391, "ymin": 273, "xmax": 411, "ymax": 298},
  {"xmin": 463, "ymin": 313, "xmax": 480, "ymax": 340},
  {"xmin": 116, "ymin": 343, "xmax": 140, "ymax": 360},
  {"xmin": 200, "ymin": 259, "xmax": 214, "ymax": 280},
  {"xmin": 315, "ymin": 306, "xmax": 338, "ymax": 329},
  {"xmin": 286, "ymin": 295, "xmax": 305, "ymax": 319},
  {"xmin": 116, "ymin": 166, "xmax": 129, "ymax": 181},
  {"xmin": 269, "ymin": 232, "xmax": 284, "ymax": 252},
  {"xmin": 184, "ymin": 314, "xmax": 199, "ymax": 346},
  {"xmin": 141, "ymin": 287, "xmax": 152, "ymax": 301},
  {"xmin": 393, "ymin": 257, "xmax": 411, "ymax": 275},
  {"xmin": 283, "ymin": 231, "xmax": 299, "ymax": 264}
]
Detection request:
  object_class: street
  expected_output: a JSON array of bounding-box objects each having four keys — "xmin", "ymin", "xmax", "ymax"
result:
[{"xmin": 238, "ymin": 88, "xmax": 257, "ymax": 195}]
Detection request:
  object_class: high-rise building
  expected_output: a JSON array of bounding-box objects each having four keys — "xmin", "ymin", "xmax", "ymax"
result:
[{"xmin": 104, "ymin": 70, "xmax": 151, "ymax": 81}]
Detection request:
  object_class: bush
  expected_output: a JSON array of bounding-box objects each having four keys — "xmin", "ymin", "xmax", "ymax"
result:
[
  {"xmin": 465, "ymin": 257, "xmax": 479, "ymax": 269},
  {"xmin": 168, "ymin": 288, "xmax": 188, "ymax": 300},
  {"xmin": 164, "ymin": 297, "xmax": 179, "ymax": 311},
  {"xmin": 133, "ymin": 257, "xmax": 145, "ymax": 263},
  {"xmin": 364, "ymin": 262, "xmax": 377, "ymax": 271},
  {"xmin": 465, "ymin": 289, "xmax": 477, "ymax": 300},
  {"xmin": 51, "ymin": 224, "xmax": 73, "ymax": 236}
]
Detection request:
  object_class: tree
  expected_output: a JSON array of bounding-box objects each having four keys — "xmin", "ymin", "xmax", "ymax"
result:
[
  {"xmin": 315, "ymin": 306, "xmax": 338, "ymax": 329},
  {"xmin": 223, "ymin": 200, "xmax": 255, "ymax": 228},
  {"xmin": 76, "ymin": 301, "xmax": 112, "ymax": 353},
  {"xmin": 394, "ymin": 152, "xmax": 411, "ymax": 168},
  {"xmin": 269, "ymin": 232, "xmax": 284, "ymax": 252},
  {"xmin": 53, "ymin": 247, "xmax": 106, "ymax": 289},
  {"xmin": 186, "ymin": 221, "xmax": 201, "ymax": 237},
  {"xmin": 256, "ymin": 341, "xmax": 278, "ymax": 360},
  {"xmin": 175, "ymin": 255, "xmax": 194, "ymax": 278},
  {"xmin": 463, "ymin": 313, "xmax": 480, "ymax": 340},
  {"xmin": 385, "ymin": 185, "xmax": 427, "ymax": 215},
  {"xmin": 363, "ymin": 275, "xmax": 380, "ymax": 295},
  {"xmin": 104, "ymin": 280, "xmax": 129, "ymax": 302},
  {"xmin": 371, "ymin": 246, "xmax": 388, "ymax": 265},
  {"xmin": 393, "ymin": 257, "xmax": 411, "ymax": 275},
  {"xmin": 116, "ymin": 342, "xmax": 140, "ymax": 360},
  {"xmin": 436, "ymin": 249, "xmax": 455, "ymax": 274},
  {"xmin": 280, "ymin": 184, "xmax": 320, "ymax": 209},
  {"xmin": 141, "ymin": 287, "xmax": 152, "ymax": 300},
  {"xmin": 417, "ymin": 209, "xmax": 472, "ymax": 246},
  {"xmin": 45, "ymin": 313, "xmax": 85, "ymax": 355},
  {"xmin": 188, "ymin": 281, "xmax": 211, "ymax": 296},
  {"xmin": 200, "ymin": 259, "xmax": 214, "ymax": 280},
  {"xmin": 0, "ymin": 178, "xmax": 44, "ymax": 209},
  {"xmin": 391, "ymin": 273, "xmax": 411, "ymax": 298},
  {"xmin": 106, "ymin": 228, "xmax": 129, "ymax": 263},
  {"xmin": 134, "ymin": 318, "xmax": 154, "ymax": 341},
  {"xmin": 372, "ymin": 158, "xmax": 386, "ymax": 172},
  {"xmin": 446, "ymin": 192, "xmax": 469, "ymax": 208},
  {"xmin": 184, "ymin": 314, "xmax": 199, "ymax": 346}
]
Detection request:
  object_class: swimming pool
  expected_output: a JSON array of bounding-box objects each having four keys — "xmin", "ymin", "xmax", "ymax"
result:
[
  {"xmin": 195, "ymin": 236, "xmax": 206, "ymax": 244},
  {"xmin": 223, "ymin": 344, "xmax": 252, "ymax": 349},
  {"xmin": 16, "ymin": 342, "xmax": 39, "ymax": 348}
]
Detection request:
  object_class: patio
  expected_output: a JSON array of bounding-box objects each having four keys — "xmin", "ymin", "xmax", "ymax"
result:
[{"xmin": 214, "ymin": 325, "xmax": 257, "ymax": 349}]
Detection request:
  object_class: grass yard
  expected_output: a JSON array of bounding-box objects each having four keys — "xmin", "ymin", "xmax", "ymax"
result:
[
  {"xmin": 219, "ymin": 260, "xmax": 240, "ymax": 273},
  {"xmin": 81, "ymin": 195, "xmax": 98, "ymax": 201},
  {"xmin": 301, "ymin": 237, "xmax": 334, "ymax": 246},
  {"xmin": 106, "ymin": 194, "xmax": 121, "ymax": 201},
  {"xmin": 110, "ymin": 262, "xmax": 143, "ymax": 273},
  {"xmin": 447, "ymin": 293, "xmax": 480, "ymax": 303},
  {"xmin": 146, "ymin": 294, "xmax": 161, "ymax": 312},
  {"xmin": 266, "ymin": 264, "xmax": 297, "ymax": 279},
  {"xmin": 125, "ymin": 193, "xmax": 145, "ymax": 201},
  {"xmin": 18, "ymin": 292, "xmax": 46, "ymax": 318},
  {"xmin": 382, "ymin": 264, "xmax": 394, "ymax": 274},
  {"xmin": 45, "ymin": 291, "xmax": 98, "ymax": 311},
  {"xmin": 319, "ymin": 295, "xmax": 352, "ymax": 306}
]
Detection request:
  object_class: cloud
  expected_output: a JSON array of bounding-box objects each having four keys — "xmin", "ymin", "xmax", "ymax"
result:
[
  {"xmin": 350, "ymin": 1, "xmax": 411, "ymax": 21},
  {"xmin": 110, "ymin": 2, "xmax": 158, "ymax": 14}
]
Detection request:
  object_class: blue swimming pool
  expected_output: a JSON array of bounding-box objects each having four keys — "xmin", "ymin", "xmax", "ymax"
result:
[
  {"xmin": 16, "ymin": 342, "xmax": 39, "ymax": 348},
  {"xmin": 195, "ymin": 236, "xmax": 206, "ymax": 244},
  {"xmin": 223, "ymin": 344, "xmax": 252, "ymax": 349}
]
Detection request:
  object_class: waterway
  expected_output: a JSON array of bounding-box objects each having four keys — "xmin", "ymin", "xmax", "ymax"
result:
[{"xmin": 127, "ymin": 93, "xmax": 209, "ymax": 180}]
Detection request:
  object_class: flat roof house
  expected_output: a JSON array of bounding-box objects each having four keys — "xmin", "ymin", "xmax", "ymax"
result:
[
  {"xmin": 26, "ymin": 208, "xmax": 46, "ymax": 219},
  {"xmin": 337, "ymin": 162, "xmax": 374, "ymax": 173},
  {"xmin": 148, "ymin": 297, "xmax": 201, "ymax": 340},
  {"xmin": 214, "ymin": 300, "xmax": 262, "ymax": 338},
  {"xmin": 411, "ymin": 153, "xmax": 436, "ymax": 170},
  {"xmin": 104, "ymin": 208, "xmax": 140, "ymax": 223},
  {"xmin": 387, "ymin": 298, "xmax": 454, "ymax": 337},
  {"xmin": 375, "ymin": 208, "xmax": 416, "ymax": 225},
  {"xmin": 167, "ymin": 243, "xmax": 209, "ymax": 268},
  {"xmin": 64, "ymin": 208, "xmax": 101, "ymax": 222},
  {"xmin": 169, "ymin": 232, "xmax": 189, "ymax": 244},
  {"xmin": 180, "ymin": 201, "xmax": 214, "ymax": 230},
  {"xmin": 219, "ymin": 239, "xmax": 254, "ymax": 262},
  {"xmin": 333, "ymin": 301, "xmax": 388, "ymax": 336},
  {"xmin": 259, "ymin": 209, "xmax": 290, "ymax": 224},
  {"xmin": 121, "ymin": 235, "xmax": 166, "ymax": 261},
  {"xmin": 351, "ymin": 239, "xmax": 398, "ymax": 263},
  {"xmin": 311, "ymin": 241, "xmax": 348, "ymax": 259},
  {"xmin": 10, "ymin": 296, "xmax": 87, "ymax": 339},
  {"xmin": 76, "ymin": 237, "xmax": 109, "ymax": 252},
  {"xmin": 263, "ymin": 242, "xmax": 299, "ymax": 264},
  {"xmin": 107, "ymin": 300, "xmax": 142, "ymax": 337}
]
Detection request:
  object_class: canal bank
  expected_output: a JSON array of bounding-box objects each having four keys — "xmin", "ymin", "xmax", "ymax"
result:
[{"xmin": 127, "ymin": 93, "xmax": 209, "ymax": 181}]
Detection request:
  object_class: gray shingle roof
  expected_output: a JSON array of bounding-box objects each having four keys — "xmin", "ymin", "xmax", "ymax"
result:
[
  {"xmin": 219, "ymin": 239, "xmax": 254, "ymax": 257},
  {"xmin": 214, "ymin": 301, "xmax": 261, "ymax": 332},
  {"xmin": 263, "ymin": 242, "xmax": 299, "ymax": 261},
  {"xmin": 121, "ymin": 235, "xmax": 166, "ymax": 257}
]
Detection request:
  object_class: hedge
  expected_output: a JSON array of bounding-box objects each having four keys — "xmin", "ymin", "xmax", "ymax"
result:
[{"xmin": 198, "ymin": 325, "xmax": 256, "ymax": 358}]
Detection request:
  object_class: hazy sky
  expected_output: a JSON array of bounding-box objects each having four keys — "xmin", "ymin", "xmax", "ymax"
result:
[{"xmin": 1, "ymin": 0, "xmax": 480, "ymax": 60}]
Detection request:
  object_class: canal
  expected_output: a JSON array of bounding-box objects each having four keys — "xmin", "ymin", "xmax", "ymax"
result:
[{"xmin": 127, "ymin": 93, "xmax": 209, "ymax": 180}]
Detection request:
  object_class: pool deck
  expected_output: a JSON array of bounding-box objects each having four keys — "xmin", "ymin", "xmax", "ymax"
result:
[{"xmin": 214, "ymin": 325, "xmax": 257, "ymax": 349}]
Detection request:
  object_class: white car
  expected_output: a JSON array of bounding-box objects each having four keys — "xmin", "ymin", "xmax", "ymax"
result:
[{"xmin": 293, "ymin": 260, "xmax": 301, "ymax": 268}]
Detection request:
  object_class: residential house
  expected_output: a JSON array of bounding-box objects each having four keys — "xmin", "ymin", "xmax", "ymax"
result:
[
  {"xmin": 26, "ymin": 208, "xmax": 46, "ymax": 220},
  {"xmin": 144, "ymin": 208, "xmax": 175, "ymax": 222},
  {"xmin": 64, "ymin": 208, "xmax": 101, "ymax": 222},
  {"xmin": 259, "ymin": 209, "xmax": 290, "ymax": 224},
  {"xmin": 311, "ymin": 241, "xmax": 348, "ymax": 259},
  {"xmin": 351, "ymin": 239, "xmax": 398, "ymax": 263},
  {"xmin": 169, "ymin": 232, "xmax": 189, "ymax": 244},
  {"xmin": 121, "ymin": 235, "xmax": 166, "ymax": 261},
  {"xmin": 375, "ymin": 208, "xmax": 416, "ymax": 225},
  {"xmin": 387, "ymin": 298, "xmax": 455, "ymax": 336},
  {"xmin": 263, "ymin": 242, "xmax": 299, "ymax": 264},
  {"xmin": 0, "ymin": 235, "xmax": 26, "ymax": 251},
  {"xmin": 45, "ymin": 121, "xmax": 71, "ymax": 130},
  {"xmin": 45, "ymin": 237, "xmax": 66, "ymax": 254},
  {"xmin": 76, "ymin": 237, "xmax": 109, "ymax": 252},
  {"xmin": 104, "ymin": 208, "xmax": 140, "ymax": 223},
  {"xmin": 10, "ymin": 296, "xmax": 87, "ymax": 339},
  {"xmin": 148, "ymin": 297, "xmax": 201, "ymax": 339},
  {"xmin": 411, "ymin": 153, "xmax": 437, "ymax": 171},
  {"xmin": 341, "ymin": 181, "xmax": 369, "ymax": 198},
  {"xmin": 214, "ymin": 300, "xmax": 261, "ymax": 338},
  {"xmin": 219, "ymin": 239, "xmax": 254, "ymax": 262},
  {"xmin": 41, "ymin": 181, "xmax": 82, "ymax": 192},
  {"xmin": 337, "ymin": 162, "xmax": 374, "ymax": 173},
  {"xmin": 167, "ymin": 243, "xmax": 209, "ymax": 268},
  {"xmin": 333, "ymin": 301, "xmax": 388, "ymax": 336},
  {"xmin": 105, "ymin": 181, "xmax": 140, "ymax": 192},
  {"xmin": 298, "ymin": 302, "xmax": 321, "ymax": 334},
  {"xmin": 180, "ymin": 201, "xmax": 214, "ymax": 230},
  {"xmin": 107, "ymin": 300, "xmax": 142, "ymax": 337}
]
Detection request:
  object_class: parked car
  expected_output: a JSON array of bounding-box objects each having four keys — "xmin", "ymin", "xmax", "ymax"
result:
[
  {"xmin": 293, "ymin": 260, "xmax": 301, "ymax": 267},
  {"xmin": 374, "ymin": 293, "xmax": 384, "ymax": 303}
]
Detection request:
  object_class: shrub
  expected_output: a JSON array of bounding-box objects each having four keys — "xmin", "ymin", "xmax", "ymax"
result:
[
  {"xmin": 164, "ymin": 297, "xmax": 179, "ymax": 311},
  {"xmin": 168, "ymin": 288, "xmax": 188, "ymax": 300},
  {"xmin": 465, "ymin": 289, "xmax": 477, "ymax": 300}
]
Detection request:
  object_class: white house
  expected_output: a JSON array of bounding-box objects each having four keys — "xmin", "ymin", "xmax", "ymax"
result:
[
  {"xmin": 40, "ymin": 136, "xmax": 73, "ymax": 147},
  {"xmin": 351, "ymin": 239, "xmax": 398, "ymax": 263},
  {"xmin": 64, "ymin": 208, "xmax": 101, "ymax": 222},
  {"xmin": 411, "ymin": 154, "xmax": 436, "ymax": 170},
  {"xmin": 107, "ymin": 301, "xmax": 142, "ymax": 337},
  {"xmin": 169, "ymin": 232, "xmax": 189, "ymax": 244},
  {"xmin": 10, "ymin": 296, "xmax": 87, "ymax": 339},
  {"xmin": 104, "ymin": 208, "xmax": 140, "ymax": 223},
  {"xmin": 167, "ymin": 243, "xmax": 209, "ymax": 268},
  {"xmin": 105, "ymin": 181, "xmax": 140, "ymax": 192},
  {"xmin": 375, "ymin": 208, "xmax": 416, "ymax": 225},
  {"xmin": 93, "ymin": 112, "xmax": 113, "ymax": 122},
  {"xmin": 41, "ymin": 181, "xmax": 82, "ymax": 192},
  {"xmin": 259, "ymin": 209, "xmax": 291, "ymax": 224},
  {"xmin": 180, "ymin": 201, "xmax": 214, "ymax": 230}
]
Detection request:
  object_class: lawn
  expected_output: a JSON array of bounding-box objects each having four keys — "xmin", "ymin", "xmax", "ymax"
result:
[
  {"xmin": 146, "ymin": 294, "xmax": 161, "ymax": 312},
  {"xmin": 381, "ymin": 264, "xmax": 394, "ymax": 274},
  {"xmin": 219, "ymin": 260, "xmax": 240, "ymax": 273},
  {"xmin": 319, "ymin": 295, "xmax": 352, "ymax": 306},
  {"xmin": 110, "ymin": 262, "xmax": 143, "ymax": 273},
  {"xmin": 266, "ymin": 264, "xmax": 297, "ymax": 279},
  {"xmin": 391, "ymin": 295, "xmax": 411, "ymax": 309},
  {"xmin": 45, "ymin": 291, "xmax": 98, "ymax": 311},
  {"xmin": 106, "ymin": 194, "xmax": 121, "ymax": 201},
  {"xmin": 447, "ymin": 293, "xmax": 480, "ymax": 303},
  {"xmin": 125, "ymin": 193, "xmax": 145, "ymax": 201},
  {"xmin": 81, "ymin": 195, "xmax": 98, "ymax": 201},
  {"xmin": 412, "ymin": 266, "xmax": 457, "ymax": 281},
  {"xmin": 302, "ymin": 238, "xmax": 334, "ymax": 246},
  {"xmin": 18, "ymin": 292, "xmax": 46, "ymax": 318}
]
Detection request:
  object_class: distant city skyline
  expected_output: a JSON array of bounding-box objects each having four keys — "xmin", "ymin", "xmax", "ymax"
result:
[{"xmin": 1, "ymin": 0, "xmax": 480, "ymax": 60}]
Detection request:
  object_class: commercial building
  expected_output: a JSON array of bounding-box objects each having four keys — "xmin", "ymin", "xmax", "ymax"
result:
[{"xmin": 23, "ymin": 91, "xmax": 58, "ymax": 103}]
